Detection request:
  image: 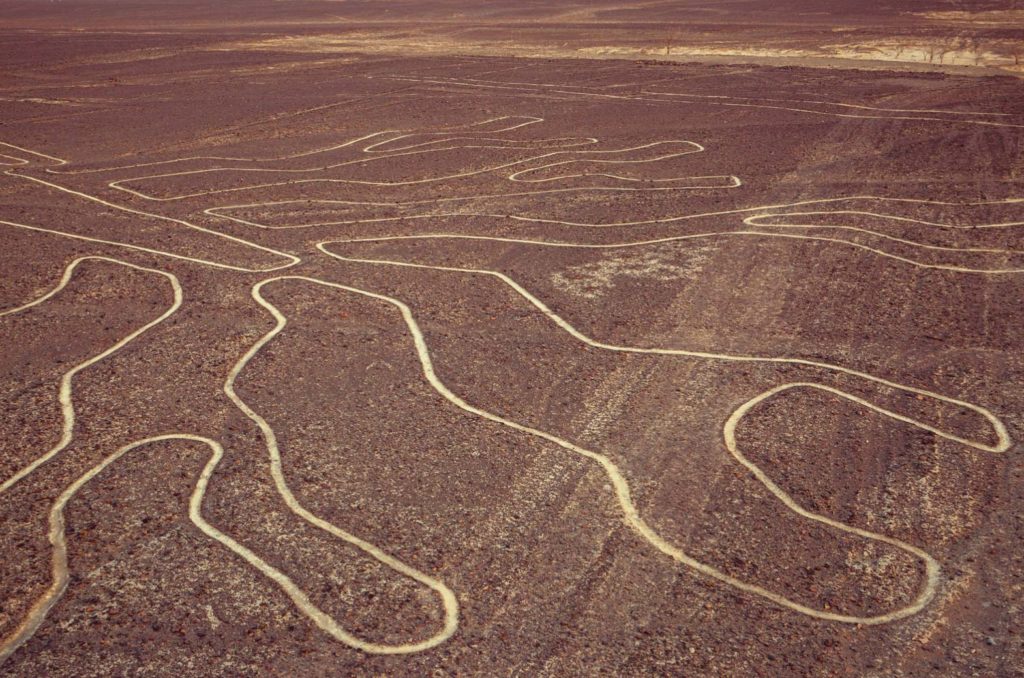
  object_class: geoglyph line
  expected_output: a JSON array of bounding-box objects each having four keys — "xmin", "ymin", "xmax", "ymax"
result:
[
  {"xmin": 1, "ymin": 171, "xmax": 301, "ymax": 272},
  {"xmin": 19, "ymin": 115, "xmax": 733, "ymax": 203},
  {"xmin": 0, "ymin": 257, "xmax": 1011, "ymax": 663},
  {"xmin": 0, "ymin": 433, "xmax": 455, "ymax": 663},
  {"xmin": 0, "ymin": 218, "xmax": 295, "ymax": 274},
  {"xmin": 316, "ymin": 224, "xmax": 1024, "ymax": 275},
  {"xmin": 205, "ymin": 194, "xmax": 1024, "ymax": 232},
  {"xmin": 103, "ymin": 135, "xmax": 738, "ymax": 202},
  {"xmin": 742, "ymin": 212, "xmax": 1024, "ymax": 265},
  {"xmin": 0, "ymin": 154, "xmax": 29, "ymax": 166},
  {"xmin": 41, "ymin": 115, "xmax": 553, "ymax": 175},
  {"xmin": 221, "ymin": 278, "xmax": 461, "ymax": 654},
  {"xmin": 0, "ymin": 435, "xmax": 224, "ymax": 663},
  {"xmin": 149, "ymin": 112, "xmax": 1022, "ymax": 273},
  {"xmin": 2, "ymin": 140, "xmax": 302, "ymax": 272},
  {"xmin": 246, "ymin": 275, "xmax": 1008, "ymax": 627},
  {"xmin": 0, "ymin": 256, "xmax": 183, "ymax": 495},
  {"xmin": 1, "ymin": 78, "xmax": 1019, "ymax": 660},
  {"xmin": 316, "ymin": 238, "xmax": 1011, "ymax": 454},
  {"xmin": 202, "ymin": 186, "xmax": 756, "ymax": 230},
  {"xmin": 0, "ymin": 142, "xmax": 67, "ymax": 165},
  {"xmin": 0, "ymin": 139, "xmax": 301, "ymax": 273},
  {"xmin": 377, "ymin": 76, "xmax": 1024, "ymax": 129},
  {"xmin": 204, "ymin": 190, "xmax": 1024, "ymax": 273},
  {"xmin": 45, "ymin": 115, "xmax": 594, "ymax": 186},
  {"xmin": 0, "ymin": 266, "xmax": 458, "ymax": 662},
  {"xmin": 426, "ymin": 76, "xmax": 1014, "ymax": 117}
]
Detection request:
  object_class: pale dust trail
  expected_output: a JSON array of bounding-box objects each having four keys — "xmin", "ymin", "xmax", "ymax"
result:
[
  {"xmin": 316, "ymin": 239, "xmax": 1010, "ymax": 452},
  {"xmin": 158, "ymin": 113, "xmax": 1024, "ymax": 271},
  {"xmin": 0, "ymin": 435, "xmax": 226, "ymax": 664},
  {"xmin": 42, "ymin": 115, "xmax": 552, "ymax": 176},
  {"xmin": 0, "ymin": 256, "xmax": 183, "ymax": 495},
  {"xmin": 318, "ymin": 224, "xmax": 1024, "ymax": 279},
  {"xmin": 222, "ymin": 278, "xmax": 460, "ymax": 654},
  {"xmin": 1, "ymin": 140, "xmax": 300, "ymax": 272},
  {"xmin": 0, "ymin": 83, "xmax": 1018, "ymax": 660},
  {"xmin": 742, "ymin": 212, "xmax": 1023, "ymax": 262},
  {"xmin": 436, "ymin": 76, "xmax": 1014, "ymax": 117},
  {"xmin": 205, "ymin": 194, "xmax": 1024, "ymax": 232},
  {"xmin": 0, "ymin": 432, "xmax": 454, "ymax": 664},
  {"xmin": 252, "ymin": 194, "xmax": 1024, "ymax": 231},
  {"xmin": 27, "ymin": 116, "xmax": 723, "ymax": 203},
  {"xmin": 0, "ymin": 265, "xmax": 459, "ymax": 662},
  {"xmin": 215, "ymin": 201, "xmax": 1024, "ymax": 273},
  {"xmin": 248, "ymin": 276, "xmax": 997, "ymax": 626},
  {"xmin": 378, "ymin": 76, "xmax": 1024, "ymax": 129},
  {"xmin": 0, "ymin": 154, "xmax": 29, "ymax": 166},
  {"xmin": 1, "ymin": 172, "xmax": 301, "ymax": 272},
  {"xmin": 0, "ymin": 142, "xmax": 66, "ymax": 165},
  {"xmin": 0, "ymin": 219, "xmax": 293, "ymax": 274},
  {"xmin": 104, "ymin": 137, "xmax": 732, "ymax": 202}
]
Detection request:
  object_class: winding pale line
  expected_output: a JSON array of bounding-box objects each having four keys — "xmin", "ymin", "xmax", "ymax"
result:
[
  {"xmin": 106, "ymin": 136, "xmax": 597, "ymax": 201},
  {"xmin": 0, "ymin": 432, "xmax": 456, "ymax": 665},
  {"xmin": 505, "ymin": 141, "xmax": 740, "ymax": 187},
  {"xmin": 47, "ymin": 131, "xmax": 392, "ymax": 176},
  {"xmin": 0, "ymin": 256, "xmax": 183, "ymax": 494},
  {"xmin": 108, "ymin": 136, "xmax": 734, "ymax": 202},
  {"xmin": 223, "ymin": 279, "xmax": 459, "ymax": 654},
  {"xmin": 0, "ymin": 154, "xmax": 29, "ymax": 166},
  {"xmin": 253, "ymin": 275, "xmax": 997, "ymax": 625},
  {"xmin": 744, "ymin": 207, "xmax": 1024, "ymax": 231},
  {"xmin": 201, "ymin": 182, "xmax": 753, "ymax": 229},
  {"xmin": 207, "ymin": 193, "xmax": 1024, "ymax": 233},
  {"xmin": 318, "ymin": 224, "xmax": 1024, "ymax": 276},
  {"xmin": 742, "ymin": 212, "xmax": 1024, "ymax": 259},
  {"xmin": 0, "ymin": 435, "xmax": 220, "ymax": 663},
  {"xmin": 0, "ymin": 170, "xmax": 300, "ymax": 273},
  {"xmin": 0, "ymin": 260, "xmax": 455, "ymax": 660},
  {"xmin": 1, "ymin": 87, "xmax": 1016, "ymax": 646},
  {"xmin": 642, "ymin": 89, "xmax": 1024, "ymax": 128},
  {"xmin": 0, "ymin": 142, "xmax": 67, "ymax": 165},
  {"xmin": 316, "ymin": 239, "xmax": 1010, "ymax": 452},
  {"xmin": 204, "ymin": 188, "xmax": 737, "ymax": 230},
  {"xmin": 360, "ymin": 134, "xmax": 595, "ymax": 154},
  {"xmin": 498, "ymin": 196, "xmax": 1024, "ymax": 232},
  {"xmin": 0, "ymin": 219, "xmax": 291, "ymax": 274},
  {"xmin": 435, "ymin": 76, "xmax": 1014, "ymax": 116},
  {"xmin": 379, "ymin": 76, "xmax": 1024, "ymax": 129},
  {"xmin": 42, "ymin": 115, "xmax": 551, "ymax": 176}
]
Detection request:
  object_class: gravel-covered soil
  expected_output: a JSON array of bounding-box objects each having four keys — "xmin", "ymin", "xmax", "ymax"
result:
[{"xmin": 1, "ymin": 4, "xmax": 1023, "ymax": 676}]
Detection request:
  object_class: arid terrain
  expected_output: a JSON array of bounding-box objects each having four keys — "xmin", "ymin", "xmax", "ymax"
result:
[{"xmin": 1, "ymin": 2, "xmax": 1023, "ymax": 676}]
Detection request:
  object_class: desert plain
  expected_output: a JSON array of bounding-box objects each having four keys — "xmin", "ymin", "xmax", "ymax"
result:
[{"xmin": 1, "ymin": 1, "xmax": 1023, "ymax": 676}]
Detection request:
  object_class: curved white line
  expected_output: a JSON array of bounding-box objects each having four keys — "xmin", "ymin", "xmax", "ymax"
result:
[
  {"xmin": 222, "ymin": 279, "xmax": 460, "ymax": 654},
  {"xmin": 427, "ymin": 76, "xmax": 1014, "ymax": 117},
  {"xmin": 317, "ymin": 223, "xmax": 1024, "ymax": 277},
  {"xmin": 0, "ymin": 432, "xmax": 455, "ymax": 663},
  {"xmin": 255, "ymin": 275, "xmax": 1000, "ymax": 625},
  {"xmin": 0, "ymin": 262, "xmax": 458, "ymax": 661},
  {"xmin": 42, "ymin": 116, "xmax": 549, "ymax": 176},
  {"xmin": 0, "ymin": 256, "xmax": 183, "ymax": 494},
  {"xmin": 205, "ymin": 193, "xmax": 1024, "ymax": 233},
  {"xmin": 743, "ymin": 212, "xmax": 1024, "ymax": 260},
  {"xmin": 0, "ymin": 219, "xmax": 292, "ymax": 273},
  {"xmin": 108, "ymin": 136, "xmax": 730, "ymax": 202},
  {"xmin": 1, "ymin": 171, "xmax": 300, "ymax": 272},
  {"xmin": 379, "ymin": 76, "xmax": 1024, "ymax": 129},
  {"xmin": 316, "ymin": 239, "xmax": 1011, "ymax": 453}
]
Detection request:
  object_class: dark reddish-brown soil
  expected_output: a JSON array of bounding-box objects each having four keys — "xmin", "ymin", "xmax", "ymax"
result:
[{"xmin": 1, "ymin": 3, "xmax": 1023, "ymax": 676}]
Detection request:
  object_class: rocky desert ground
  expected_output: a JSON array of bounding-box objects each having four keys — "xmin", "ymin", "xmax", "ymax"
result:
[{"xmin": 1, "ymin": 1, "xmax": 1023, "ymax": 676}]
